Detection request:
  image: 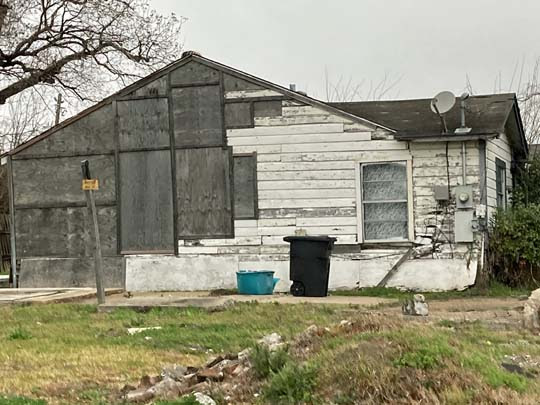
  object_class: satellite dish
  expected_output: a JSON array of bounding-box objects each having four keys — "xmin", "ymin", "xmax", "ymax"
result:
[{"xmin": 430, "ymin": 91, "xmax": 456, "ymax": 114}]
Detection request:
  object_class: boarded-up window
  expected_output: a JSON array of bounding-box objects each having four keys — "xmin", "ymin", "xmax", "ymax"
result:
[
  {"xmin": 172, "ymin": 85, "xmax": 224, "ymax": 147},
  {"xmin": 119, "ymin": 151, "xmax": 174, "ymax": 252},
  {"xmin": 176, "ymin": 147, "xmax": 233, "ymax": 238},
  {"xmin": 496, "ymin": 158, "xmax": 507, "ymax": 209},
  {"xmin": 234, "ymin": 154, "xmax": 258, "ymax": 219},
  {"xmin": 254, "ymin": 100, "xmax": 282, "ymax": 117},
  {"xmin": 225, "ymin": 103, "xmax": 253, "ymax": 128},
  {"xmin": 118, "ymin": 98, "xmax": 170, "ymax": 150},
  {"xmin": 361, "ymin": 162, "xmax": 408, "ymax": 241}
]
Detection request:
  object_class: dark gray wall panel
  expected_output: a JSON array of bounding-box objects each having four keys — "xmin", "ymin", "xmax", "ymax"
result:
[
  {"xmin": 118, "ymin": 98, "xmax": 170, "ymax": 150},
  {"xmin": 19, "ymin": 256, "xmax": 124, "ymax": 288},
  {"xmin": 15, "ymin": 206, "xmax": 117, "ymax": 258},
  {"xmin": 176, "ymin": 147, "xmax": 233, "ymax": 238},
  {"xmin": 225, "ymin": 103, "xmax": 253, "ymax": 128},
  {"xmin": 172, "ymin": 86, "xmax": 224, "ymax": 147},
  {"xmin": 254, "ymin": 100, "xmax": 283, "ymax": 117},
  {"xmin": 129, "ymin": 75, "xmax": 168, "ymax": 98},
  {"xmin": 223, "ymin": 74, "xmax": 264, "ymax": 92},
  {"xmin": 17, "ymin": 104, "xmax": 114, "ymax": 156},
  {"xmin": 170, "ymin": 61, "xmax": 220, "ymax": 86},
  {"xmin": 12, "ymin": 155, "xmax": 115, "ymax": 206},
  {"xmin": 120, "ymin": 151, "xmax": 173, "ymax": 252},
  {"xmin": 234, "ymin": 155, "xmax": 257, "ymax": 218}
]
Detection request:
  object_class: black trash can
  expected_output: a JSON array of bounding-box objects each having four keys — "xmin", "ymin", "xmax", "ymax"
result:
[{"xmin": 283, "ymin": 235, "xmax": 336, "ymax": 297}]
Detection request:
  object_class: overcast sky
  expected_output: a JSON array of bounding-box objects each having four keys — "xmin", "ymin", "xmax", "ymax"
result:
[{"xmin": 153, "ymin": 0, "xmax": 539, "ymax": 101}]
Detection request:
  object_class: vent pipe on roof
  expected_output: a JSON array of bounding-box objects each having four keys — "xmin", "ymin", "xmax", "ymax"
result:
[
  {"xmin": 289, "ymin": 84, "xmax": 296, "ymax": 92},
  {"xmin": 455, "ymin": 93, "xmax": 472, "ymax": 134}
]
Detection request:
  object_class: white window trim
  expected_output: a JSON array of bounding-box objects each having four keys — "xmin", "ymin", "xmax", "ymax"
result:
[{"xmin": 355, "ymin": 154, "xmax": 414, "ymax": 243}]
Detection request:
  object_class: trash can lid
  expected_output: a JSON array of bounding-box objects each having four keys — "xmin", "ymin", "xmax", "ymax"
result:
[{"xmin": 283, "ymin": 235, "xmax": 337, "ymax": 243}]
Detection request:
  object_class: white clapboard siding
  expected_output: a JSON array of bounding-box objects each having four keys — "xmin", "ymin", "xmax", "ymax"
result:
[
  {"xmin": 232, "ymin": 145, "xmax": 281, "ymax": 154},
  {"xmin": 200, "ymin": 237, "xmax": 262, "ymax": 246},
  {"xmin": 281, "ymin": 148, "xmax": 408, "ymax": 163},
  {"xmin": 235, "ymin": 227, "xmax": 260, "ymax": 237},
  {"xmin": 258, "ymin": 161, "xmax": 356, "ymax": 171},
  {"xmin": 257, "ymin": 154, "xmax": 281, "ymax": 162},
  {"xmin": 258, "ymin": 225, "xmax": 357, "ymax": 237},
  {"xmin": 281, "ymin": 140, "xmax": 406, "ymax": 154},
  {"xmin": 259, "ymin": 188, "xmax": 355, "ymax": 200},
  {"xmin": 258, "ymin": 170, "xmax": 355, "ymax": 181},
  {"xmin": 225, "ymin": 89, "xmax": 283, "ymax": 99},
  {"xmin": 262, "ymin": 234, "xmax": 357, "ymax": 245},
  {"xmin": 282, "ymin": 105, "xmax": 330, "ymax": 116},
  {"xmin": 177, "ymin": 246, "xmax": 219, "ymax": 254},
  {"xmin": 254, "ymin": 115, "xmax": 346, "ymax": 126},
  {"xmin": 413, "ymin": 175, "xmax": 479, "ymax": 188},
  {"xmin": 227, "ymin": 131, "xmax": 371, "ymax": 146},
  {"xmin": 412, "ymin": 166, "xmax": 480, "ymax": 178},
  {"xmin": 258, "ymin": 180, "xmax": 356, "ymax": 190},
  {"xmin": 257, "ymin": 218, "xmax": 296, "ymax": 227},
  {"xmin": 296, "ymin": 217, "xmax": 356, "ymax": 226},
  {"xmin": 301, "ymin": 225, "xmax": 358, "ymax": 234},
  {"xmin": 234, "ymin": 219, "xmax": 258, "ymax": 228},
  {"xmin": 485, "ymin": 132, "xmax": 513, "ymax": 213},
  {"xmin": 259, "ymin": 198, "xmax": 355, "ymax": 209},
  {"xmin": 413, "ymin": 155, "xmax": 479, "ymax": 167},
  {"xmin": 228, "ymin": 123, "xmax": 344, "ymax": 137}
]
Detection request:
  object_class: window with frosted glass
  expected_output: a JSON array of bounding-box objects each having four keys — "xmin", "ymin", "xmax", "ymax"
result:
[{"xmin": 361, "ymin": 161, "xmax": 408, "ymax": 241}]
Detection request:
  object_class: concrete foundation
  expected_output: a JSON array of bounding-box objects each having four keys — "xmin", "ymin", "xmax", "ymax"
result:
[
  {"xmin": 19, "ymin": 257, "xmax": 125, "ymax": 288},
  {"xmin": 125, "ymin": 253, "xmax": 477, "ymax": 292}
]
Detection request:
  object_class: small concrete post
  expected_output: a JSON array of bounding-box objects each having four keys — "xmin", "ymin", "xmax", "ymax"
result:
[{"xmin": 81, "ymin": 160, "xmax": 105, "ymax": 304}]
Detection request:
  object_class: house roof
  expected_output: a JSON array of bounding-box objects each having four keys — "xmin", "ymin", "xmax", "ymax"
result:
[
  {"xmin": 330, "ymin": 93, "xmax": 516, "ymax": 136},
  {"xmin": 2, "ymin": 53, "xmax": 393, "ymax": 157},
  {"xmin": 330, "ymin": 93, "xmax": 529, "ymax": 157}
]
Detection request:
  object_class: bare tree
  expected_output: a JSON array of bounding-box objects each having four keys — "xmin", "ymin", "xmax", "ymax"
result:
[
  {"xmin": 465, "ymin": 58, "xmax": 540, "ymax": 144},
  {"xmin": 0, "ymin": 88, "xmax": 53, "ymax": 152},
  {"xmin": 0, "ymin": 0, "xmax": 185, "ymax": 105},
  {"xmin": 0, "ymin": 1, "xmax": 8, "ymax": 32},
  {"xmin": 324, "ymin": 67, "xmax": 402, "ymax": 102}
]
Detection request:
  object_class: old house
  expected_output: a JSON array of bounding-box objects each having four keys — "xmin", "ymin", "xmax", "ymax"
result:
[{"xmin": 0, "ymin": 53, "xmax": 528, "ymax": 292}]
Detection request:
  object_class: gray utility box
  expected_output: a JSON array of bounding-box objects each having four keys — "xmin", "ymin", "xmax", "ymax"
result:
[{"xmin": 454, "ymin": 185, "xmax": 474, "ymax": 242}]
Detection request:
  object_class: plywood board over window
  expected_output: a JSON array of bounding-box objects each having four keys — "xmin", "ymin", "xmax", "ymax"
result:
[
  {"xmin": 172, "ymin": 85, "xmax": 224, "ymax": 147},
  {"xmin": 176, "ymin": 147, "xmax": 234, "ymax": 239},
  {"xmin": 233, "ymin": 154, "xmax": 258, "ymax": 219},
  {"xmin": 119, "ymin": 151, "xmax": 174, "ymax": 253},
  {"xmin": 117, "ymin": 98, "xmax": 170, "ymax": 150}
]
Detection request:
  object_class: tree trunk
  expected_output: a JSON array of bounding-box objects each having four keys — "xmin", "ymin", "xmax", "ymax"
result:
[{"xmin": 0, "ymin": 2, "xmax": 8, "ymax": 33}]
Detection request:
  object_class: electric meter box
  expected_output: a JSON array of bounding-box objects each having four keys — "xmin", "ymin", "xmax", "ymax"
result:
[{"xmin": 454, "ymin": 185, "xmax": 473, "ymax": 209}]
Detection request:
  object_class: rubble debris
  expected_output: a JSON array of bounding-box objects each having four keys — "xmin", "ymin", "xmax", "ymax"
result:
[
  {"xmin": 193, "ymin": 392, "xmax": 216, "ymax": 405},
  {"xmin": 501, "ymin": 354, "xmax": 540, "ymax": 378},
  {"xmin": 257, "ymin": 332, "xmax": 285, "ymax": 351},
  {"xmin": 161, "ymin": 364, "xmax": 188, "ymax": 381},
  {"xmin": 523, "ymin": 288, "xmax": 540, "ymax": 331},
  {"xmin": 127, "ymin": 326, "xmax": 162, "ymax": 335},
  {"xmin": 402, "ymin": 294, "xmax": 429, "ymax": 316}
]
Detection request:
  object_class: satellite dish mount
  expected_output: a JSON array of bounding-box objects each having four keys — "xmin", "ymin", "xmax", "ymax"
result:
[{"xmin": 430, "ymin": 91, "xmax": 456, "ymax": 134}]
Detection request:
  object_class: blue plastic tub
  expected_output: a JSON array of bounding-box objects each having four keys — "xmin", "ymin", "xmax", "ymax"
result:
[{"xmin": 236, "ymin": 270, "xmax": 279, "ymax": 295}]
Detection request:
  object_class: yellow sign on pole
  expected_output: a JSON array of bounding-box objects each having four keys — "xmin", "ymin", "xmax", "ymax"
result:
[{"xmin": 82, "ymin": 179, "xmax": 99, "ymax": 191}]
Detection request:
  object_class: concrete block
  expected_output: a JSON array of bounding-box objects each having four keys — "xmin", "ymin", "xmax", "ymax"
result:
[
  {"xmin": 19, "ymin": 257, "xmax": 124, "ymax": 288},
  {"xmin": 126, "ymin": 255, "xmax": 239, "ymax": 291}
]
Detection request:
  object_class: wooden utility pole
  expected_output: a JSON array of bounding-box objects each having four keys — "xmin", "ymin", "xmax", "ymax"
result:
[
  {"xmin": 54, "ymin": 93, "xmax": 63, "ymax": 125},
  {"xmin": 81, "ymin": 160, "xmax": 105, "ymax": 304}
]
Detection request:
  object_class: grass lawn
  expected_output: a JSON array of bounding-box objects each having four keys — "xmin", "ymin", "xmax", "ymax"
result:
[
  {"xmin": 330, "ymin": 282, "xmax": 531, "ymax": 300},
  {"xmin": 0, "ymin": 301, "xmax": 539, "ymax": 404}
]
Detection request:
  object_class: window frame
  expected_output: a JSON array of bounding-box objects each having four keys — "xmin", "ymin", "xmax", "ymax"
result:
[
  {"xmin": 495, "ymin": 157, "xmax": 507, "ymax": 209},
  {"xmin": 355, "ymin": 155, "xmax": 414, "ymax": 243},
  {"xmin": 233, "ymin": 152, "xmax": 259, "ymax": 220}
]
